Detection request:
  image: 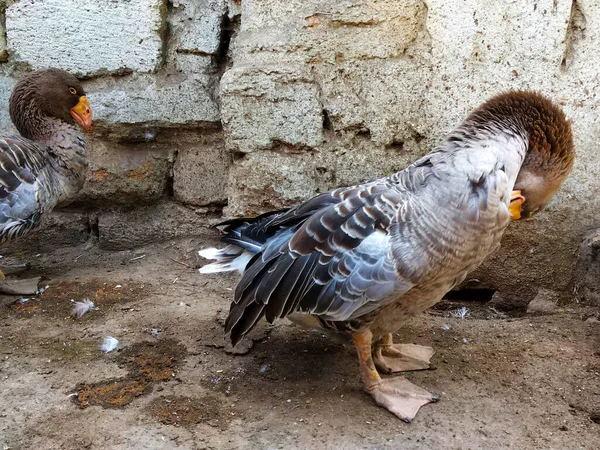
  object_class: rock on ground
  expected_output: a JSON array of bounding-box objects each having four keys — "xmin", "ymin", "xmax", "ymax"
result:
[{"xmin": 574, "ymin": 229, "xmax": 600, "ymax": 307}]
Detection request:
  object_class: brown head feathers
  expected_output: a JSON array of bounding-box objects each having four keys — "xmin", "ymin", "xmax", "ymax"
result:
[
  {"xmin": 468, "ymin": 90, "xmax": 575, "ymax": 178},
  {"xmin": 9, "ymin": 68, "xmax": 86, "ymax": 140}
]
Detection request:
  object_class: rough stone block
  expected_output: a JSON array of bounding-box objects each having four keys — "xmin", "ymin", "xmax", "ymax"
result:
[
  {"xmin": 224, "ymin": 138, "xmax": 414, "ymax": 216},
  {"xmin": 421, "ymin": 0, "xmax": 574, "ymax": 142},
  {"xmin": 237, "ymin": 0, "xmax": 427, "ymax": 62},
  {"xmin": 74, "ymin": 138, "xmax": 173, "ymax": 206},
  {"xmin": 225, "ymin": 150, "xmax": 330, "ymax": 216},
  {"xmin": 227, "ymin": 0, "xmax": 242, "ymax": 20},
  {"xmin": 169, "ymin": 0, "xmax": 226, "ymax": 55},
  {"xmin": 228, "ymin": 0, "xmax": 430, "ymax": 145},
  {"xmin": 220, "ymin": 65, "xmax": 323, "ymax": 152},
  {"xmin": 97, "ymin": 201, "xmax": 212, "ymax": 250},
  {"xmin": 173, "ymin": 132, "xmax": 231, "ymax": 206},
  {"xmin": 86, "ymin": 74, "xmax": 220, "ymax": 125},
  {"xmin": 526, "ymin": 289, "xmax": 560, "ymax": 315},
  {"xmin": 171, "ymin": 53, "xmax": 214, "ymax": 75},
  {"xmin": 6, "ymin": 0, "xmax": 166, "ymax": 77},
  {"xmin": 0, "ymin": 210, "xmax": 90, "ymax": 254},
  {"xmin": 426, "ymin": 0, "xmax": 571, "ymax": 71}
]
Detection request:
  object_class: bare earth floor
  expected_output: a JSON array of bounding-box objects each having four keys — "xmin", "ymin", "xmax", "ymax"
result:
[{"xmin": 0, "ymin": 238, "xmax": 598, "ymax": 450}]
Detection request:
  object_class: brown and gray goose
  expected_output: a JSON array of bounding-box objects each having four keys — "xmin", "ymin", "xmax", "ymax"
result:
[
  {"xmin": 0, "ymin": 68, "xmax": 92, "ymax": 282},
  {"xmin": 199, "ymin": 90, "xmax": 575, "ymax": 422}
]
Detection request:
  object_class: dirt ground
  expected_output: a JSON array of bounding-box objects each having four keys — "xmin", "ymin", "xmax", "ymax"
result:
[{"xmin": 0, "ymin": 237, "xmax": 598, "ymax": 450}]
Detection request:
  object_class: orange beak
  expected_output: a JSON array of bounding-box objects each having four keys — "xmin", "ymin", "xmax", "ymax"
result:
[
  {"xmin": 508, "ymin": 190, "xmax": 526, "ymax": 221},
  {"xmin": 70, "ymin": 96, "xmax": 93, "ymax": 131}
]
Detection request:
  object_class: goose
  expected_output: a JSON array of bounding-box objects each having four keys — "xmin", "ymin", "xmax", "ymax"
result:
[
  {"xmin": 0, "ymin": 68, "xmax": 92, "ymax": 292},
  {"xmin": 199, "ymin": 90, "xmax": 574, "ymax": 422}
]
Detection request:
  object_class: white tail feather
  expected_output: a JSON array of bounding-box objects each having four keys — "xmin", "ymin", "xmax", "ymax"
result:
[
  {"xmin": 198, "ymin": 245, "xmax": 253, "ymax": 274},
  {"xmin": 199, "ymin": 262, "xmax": 234, "ymax": 274},
  {"xmin": 198, "ymin": 247, "xmax": 225, "ymax": 259}
]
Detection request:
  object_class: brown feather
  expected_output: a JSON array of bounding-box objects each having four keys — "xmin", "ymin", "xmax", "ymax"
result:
[{"xmin": 467, "ymin": 90, "xmax": 575, "ymax": 178}]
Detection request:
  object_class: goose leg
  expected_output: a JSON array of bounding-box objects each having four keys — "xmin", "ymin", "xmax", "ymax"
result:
[
  {"xmin": 352, "ymin": 329, "xmax": 438, "ymax": 423},
  {"xmin": 374, "ymin": 333, "xmax": 435, "ymax": 374}
]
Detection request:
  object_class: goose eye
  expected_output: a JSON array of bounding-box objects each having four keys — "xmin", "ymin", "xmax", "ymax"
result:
[{"xmin": 69, "ymin": 87, "xmax": 77, "ymax": 95}]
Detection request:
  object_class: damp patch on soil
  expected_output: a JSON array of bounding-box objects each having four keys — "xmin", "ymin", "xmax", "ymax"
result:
[
  {"xmin": 75, "ymin": 378, "xmax": 152, "ymax": 408},
  {"xmin": 119, "ymin": 339, "xmax": 187, "ymax": 381},
  {"xmin": 72, "ymin": 339, "xmax": 187, "ymax": 409}
]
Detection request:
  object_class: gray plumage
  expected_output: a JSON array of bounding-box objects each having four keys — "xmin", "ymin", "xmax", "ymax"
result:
[
  {"xmin": 200, "ymin": 90, "xmax": 574, "ymax": 346},
  {"xmin": 0, "ymin": 69, "xmax": 90, "ymax": 243}
]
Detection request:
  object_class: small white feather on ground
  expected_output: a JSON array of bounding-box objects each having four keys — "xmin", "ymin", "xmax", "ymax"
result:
[
  {"xmin": 101, "ymin": 336, "xmax": 120, "ymax": 353},
  {"xmin": 452, "ymin": 306, "xmax": 470, "ymax": 319},
  {"xmin": 72, "ymin": 299, "xmax": 95, "ymax": 318}
]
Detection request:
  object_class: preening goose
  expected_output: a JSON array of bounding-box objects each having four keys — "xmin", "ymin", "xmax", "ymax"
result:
[{"xmin": 199, "ymin": 90, "xmax": 574, "ymax": 422}]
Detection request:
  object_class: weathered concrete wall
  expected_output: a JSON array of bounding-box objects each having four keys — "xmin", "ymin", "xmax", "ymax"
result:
[
  {"xmin": 0, "ymin": 0, "xmax": 598, "ymax": 305},
  {"xmin": 0, "ymin": 0, "xmax": 231, "ymax": 253}
]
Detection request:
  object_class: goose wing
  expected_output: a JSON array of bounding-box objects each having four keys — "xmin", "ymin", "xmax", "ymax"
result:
[
  {"xmin": 0, "ymin": 136, "xmax": 49, "ymax": 243},
  {"xmin": 224, "ymin": 158, "xmax": 444, "ymax": 344}
]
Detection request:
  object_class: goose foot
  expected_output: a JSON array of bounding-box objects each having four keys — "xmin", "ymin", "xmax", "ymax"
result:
[
  {"xmin": 374, "ymin": 334, "xmax": 435, "ymax": 374},
  {"xmin": 368, "ymin": 376, "xmax": 439, "ymax": 423},
  {"xmin": 352, "ymin": 329, "xmax": 437, "ymax": 423}
]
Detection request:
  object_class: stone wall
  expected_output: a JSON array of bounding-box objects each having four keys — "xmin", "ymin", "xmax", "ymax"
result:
[{"xmin": 0, "ymin": 0, "xmax": 599, "ymax": 305}]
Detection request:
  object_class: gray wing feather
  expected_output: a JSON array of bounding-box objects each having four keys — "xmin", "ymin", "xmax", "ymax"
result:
[
  {"xmin": 303, "ymin": 231, "xmax": 408, "ymax": 321},
  {"xmin": 225, "ymin": 179, "xmax": 418, "ymax": 343},
  {"xmin": 0, "ymin": 136, "xmax": 50, "ymax": 243}
]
